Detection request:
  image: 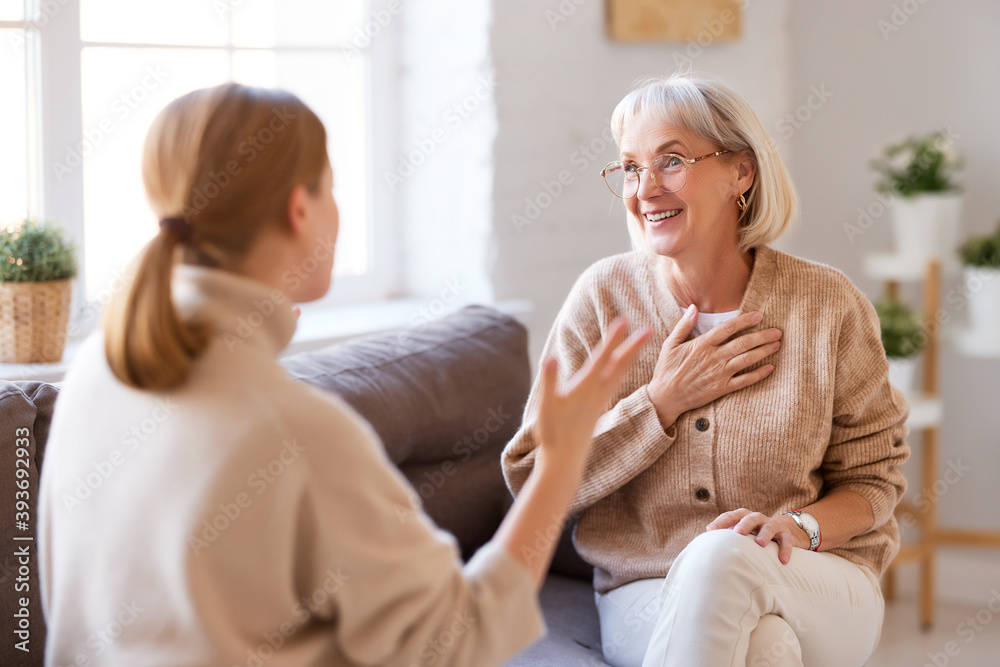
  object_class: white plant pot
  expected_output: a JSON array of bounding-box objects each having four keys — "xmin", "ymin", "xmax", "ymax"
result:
[
  {"xmin": 887, "ymin": 356, "xmax": 919, "ymax": 398},
  {"xmin": 964, "ymin": 267, "xmax": 1000, "ymax": 333},
  {"xmin": 890, "ymin": 193, "xmax": 962, "ymax": 264}
]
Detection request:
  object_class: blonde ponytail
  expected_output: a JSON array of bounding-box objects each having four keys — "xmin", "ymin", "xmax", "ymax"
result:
[
  {"xmin": 104, "ymin": 231, "xmax": 211, "ymax": 390},
  {"xmin": 103, "ymin": 83, "xmax": 328, "ymax": 390}
]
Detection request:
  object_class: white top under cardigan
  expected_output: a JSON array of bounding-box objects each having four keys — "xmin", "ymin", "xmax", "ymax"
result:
[{"xmin": 38, "ymin": 264, "xmax": 544, "ymax": 666}]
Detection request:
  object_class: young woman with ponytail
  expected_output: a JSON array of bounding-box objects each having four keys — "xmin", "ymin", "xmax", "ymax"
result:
[{"xmin": 37, "ymin": 83, "xmax": 650, "ymax": 666}]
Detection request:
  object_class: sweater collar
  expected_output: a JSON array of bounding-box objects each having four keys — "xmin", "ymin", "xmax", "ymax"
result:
[
  {"xmin": 171, "ymin": 264, "xmax": 298, "ymax": 358},
  {"xmin": 646, "ymin": 245, "xmax": 778, "ymax": 322}
]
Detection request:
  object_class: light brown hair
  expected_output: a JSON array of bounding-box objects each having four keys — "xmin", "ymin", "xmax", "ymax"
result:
[{"xmin": 104, "ymin": 83, "xmax": 328, "ymax": 390}]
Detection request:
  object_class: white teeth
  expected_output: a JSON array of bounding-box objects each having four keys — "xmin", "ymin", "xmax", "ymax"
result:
[{"xmin": 646, "ymin": 209, "xmax": 681, "ymax": 222}]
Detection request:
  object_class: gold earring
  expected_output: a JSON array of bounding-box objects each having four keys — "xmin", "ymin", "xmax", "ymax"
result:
[{"xmin": 736, "ymin": 194, "xmax": 747, "ymax": 212}]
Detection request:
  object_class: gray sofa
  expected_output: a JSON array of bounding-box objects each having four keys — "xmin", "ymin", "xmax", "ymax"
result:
[{"xmin": 0, "ymin": 305, "xmax": 611, "ymax": 666}]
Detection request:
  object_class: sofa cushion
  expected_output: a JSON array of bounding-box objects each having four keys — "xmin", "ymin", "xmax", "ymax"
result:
[
  {"xmin": 280, "ymin": 305, "xmax": 531, "ymax": 559},
  {"xmin": 0, "ymin": 381, "xmax": 58, "ymax": 666},
  {"xmin": 280, "ymin": 305, "xmax": 530, "ymax": 467},
  {"xmin": 502, "ymin": 573, "xmax": 608, "ymax": 666}
]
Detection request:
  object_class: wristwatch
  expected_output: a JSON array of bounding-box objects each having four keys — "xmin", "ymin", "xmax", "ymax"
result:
[{"xmin": 783, "ymin": 510, "xmax": 821, "ymax": 551}]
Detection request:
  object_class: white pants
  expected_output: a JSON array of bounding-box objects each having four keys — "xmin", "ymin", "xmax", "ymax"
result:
[{"xmin": 594, "ymin": 529, "xmax": 884, "ymax": 667}]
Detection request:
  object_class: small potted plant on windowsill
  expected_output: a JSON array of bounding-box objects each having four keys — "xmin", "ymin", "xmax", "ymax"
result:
[
  {"xmin": 957, "ymin": 220, "xmax": 1000, "ymax": 335},
  {"xmin": 0, "ymin": 220, "xmax": 78, "ymax": 363},
  {"xmin": 871, "ymin": 129, "xmax": 963, "ymax": 264},
  {"xmin": 874, "ymin": 293, "xmax": 926, "ymax": 397}
]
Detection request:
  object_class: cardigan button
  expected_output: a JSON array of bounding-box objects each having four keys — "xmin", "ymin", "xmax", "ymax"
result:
[
  {"xmin": 695, "ymin": 487, "xmax": 710, "ymax": 501},
  {"xmin": 695, "ymin": 417, "xmax": 710, "ymax": 432}
]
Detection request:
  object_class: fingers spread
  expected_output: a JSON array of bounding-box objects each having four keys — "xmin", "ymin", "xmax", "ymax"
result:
[
  {"xmin": 591, "ymin": 318, "xmax": 630, "ymax": 371},
  {"xmin": 607, "ymin": 326, "xmax": 652, "ymax": 378},
  {"xmin": 538, "ymin": 357, "xmax": 559, "ymax": 406}
]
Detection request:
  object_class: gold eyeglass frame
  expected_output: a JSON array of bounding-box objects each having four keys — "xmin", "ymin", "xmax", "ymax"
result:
[{"xmin": 600, "ymin": 150, "xmax": 732, "ymax": 199}]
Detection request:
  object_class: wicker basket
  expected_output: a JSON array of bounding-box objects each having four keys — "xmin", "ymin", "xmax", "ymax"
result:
[{"xmin": 0, "ymin": 279, "xmax": 74, "ymax": 363}]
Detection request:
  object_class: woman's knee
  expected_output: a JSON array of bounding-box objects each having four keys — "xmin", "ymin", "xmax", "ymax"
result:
[{"xmin": 672, "ymin": 529, "xmax": 769, "ymax": 581}]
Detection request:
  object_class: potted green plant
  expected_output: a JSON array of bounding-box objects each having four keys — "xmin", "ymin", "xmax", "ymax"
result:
[
  {"xmin": 874, "ymin": 293, "xmax": 926, "ymax": 397},
  {"xmin": 871, "ymin": 129, "xmax": 963, "ymax": 264},
  {"xmin": 957, "ymin": 220, "xmax": 1000, "ymax": 335},
  {"xmin": 0, "ymin": 220, "xmax": 78, "ymax": 363}
]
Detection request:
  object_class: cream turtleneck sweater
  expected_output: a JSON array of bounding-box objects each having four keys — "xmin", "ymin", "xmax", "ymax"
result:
[{"xmin": 40, "ymin": 264, "xmax": 543, "ymax": 666}]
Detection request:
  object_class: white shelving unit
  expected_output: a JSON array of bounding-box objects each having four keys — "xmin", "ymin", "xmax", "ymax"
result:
[
  {"xmin": 950, "ymin": 327, "xmax": 1000, "ymax": 358},
  {"xmin": 872, "ymin": 254, "xmax": 1000, "ymax": 630},
  {"xmin": 904, "ymin": 394, "xmax": 944, "ymax": 431}
]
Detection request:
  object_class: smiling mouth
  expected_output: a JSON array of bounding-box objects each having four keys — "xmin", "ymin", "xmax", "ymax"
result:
[{"xmin": 645, "ymin": 209, "xmax": 682, "ymax": 222}]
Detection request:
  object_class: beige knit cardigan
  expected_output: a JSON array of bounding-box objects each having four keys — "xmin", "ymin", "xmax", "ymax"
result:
[{"xmin": 502, "ymin": 245, "xmax": 911, "ymax": 594}]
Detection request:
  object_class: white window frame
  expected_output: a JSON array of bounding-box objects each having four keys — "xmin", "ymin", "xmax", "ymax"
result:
[{"xmin": 21, "ymin": 0, "xmax": 399, "ymax": 333}]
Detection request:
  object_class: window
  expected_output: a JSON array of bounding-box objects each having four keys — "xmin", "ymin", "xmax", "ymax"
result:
[
  {"xmin": 5, "ymin": 0, "xmax": 396, "ymax": 334},
  {"xmin": 0, "ymin": 4, "xmax": 37, "ymax": 227}
]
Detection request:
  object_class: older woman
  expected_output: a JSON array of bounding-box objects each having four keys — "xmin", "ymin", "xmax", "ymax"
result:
[{"xmin": 502, "ymin": 72, "xmax": 910, "ymax": 667}]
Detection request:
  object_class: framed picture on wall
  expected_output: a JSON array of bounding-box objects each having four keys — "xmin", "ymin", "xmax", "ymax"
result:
[{"xmin": 607, "ymin": 0, "xmax": 742, "ymax": 43}]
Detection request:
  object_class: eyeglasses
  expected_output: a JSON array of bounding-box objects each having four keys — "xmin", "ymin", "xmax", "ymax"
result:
[{"xmin": 600, "ymin": 150, "xmax": 732, "ymax": 199}]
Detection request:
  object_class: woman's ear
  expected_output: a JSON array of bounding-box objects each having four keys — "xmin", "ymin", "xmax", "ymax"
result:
[
  {"xmin": 734, "ymin": 151, "xmax": 756, "ymax": 196},
  {"xmin": 285, "ymin": 183, "xmax": 310, "ymax": 238}
]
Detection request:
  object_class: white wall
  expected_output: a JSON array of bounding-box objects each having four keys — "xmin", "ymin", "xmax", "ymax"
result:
[{"xmin": 786, "ymin": 0, "xmax": 1000, "ymax": 532}]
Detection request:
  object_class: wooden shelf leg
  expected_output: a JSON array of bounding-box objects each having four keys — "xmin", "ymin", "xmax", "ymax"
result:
[
  {"xmin": 884, "ymin": 564, "xmax": 897, "ymax": 601},
  {"xmin": 917, "ymin": 261, "xmax": 941, "ymax": 631},
  {"xmin": 919, "ymin": 545, "xmax": 934, "ymax": 631}
]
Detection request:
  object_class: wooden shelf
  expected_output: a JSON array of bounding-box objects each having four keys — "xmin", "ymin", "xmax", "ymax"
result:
[
  {"xmin": 903, "ymin": 395, "xmax": 943, "ymax": 430},
  {"xmin": 867, "ymin": 255, "xmax": 1000, "ymax": 629},
  {"xmin": 863, "ymin": 253, "xmax": 960, "ymax": 283},
  {"xmin": 949, "ymin": 328, "xmax": 1000, "ymax": 358},
  {"xmin": 868, "ymin": 257, "xmax": 943, "ymax": 628}
]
